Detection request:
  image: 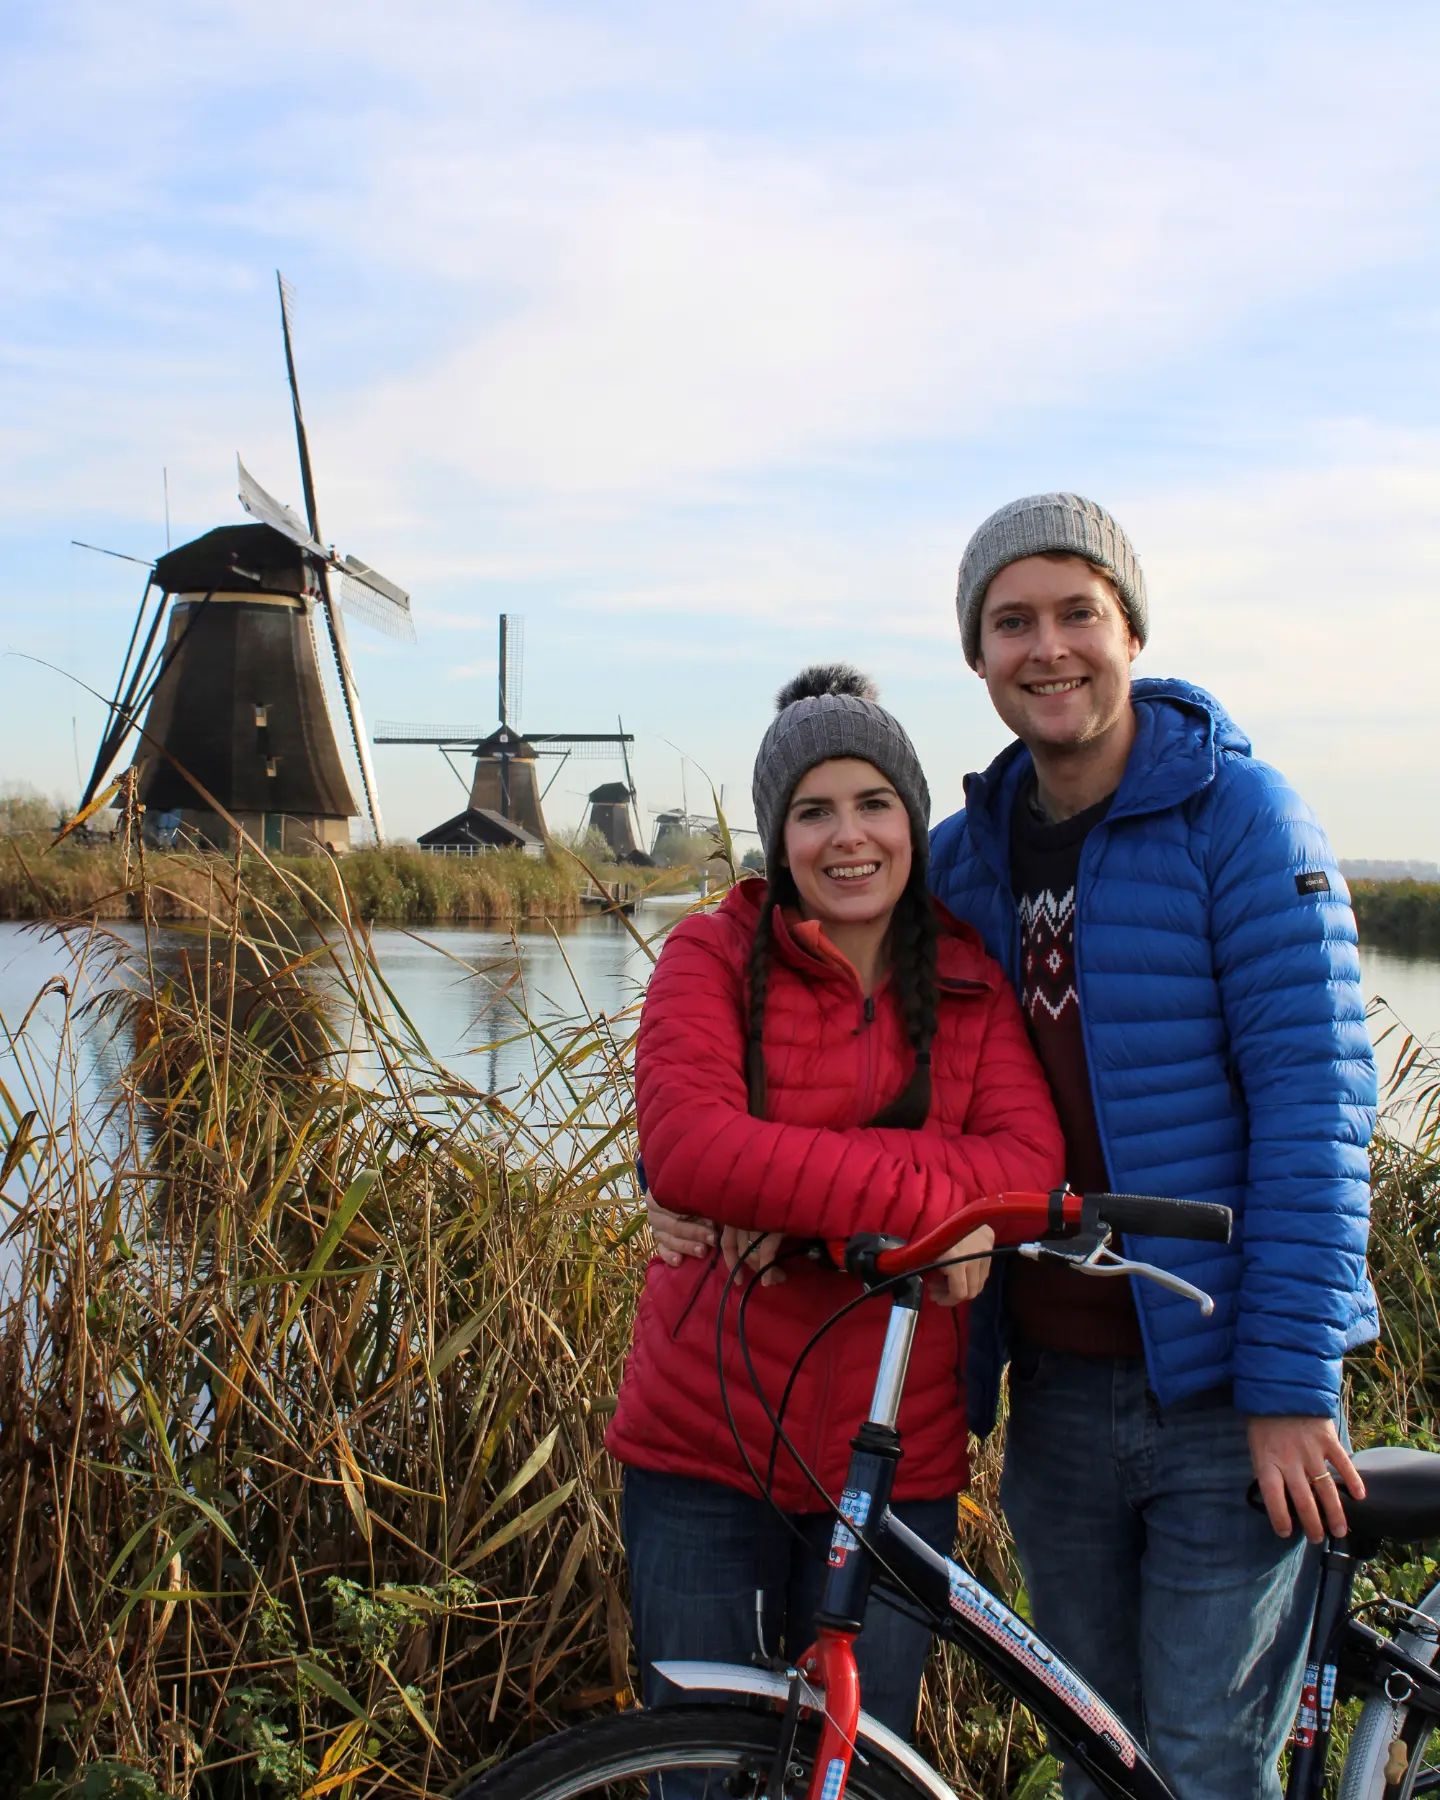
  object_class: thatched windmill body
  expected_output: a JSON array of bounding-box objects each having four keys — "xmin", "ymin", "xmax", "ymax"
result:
[
  {"xmin": 377, "ymin": 614, "xmax": 637, "ymax": 853},
  {"xmin": 75, "ymin": 275, "xmax": 413, "ymax": 854}
]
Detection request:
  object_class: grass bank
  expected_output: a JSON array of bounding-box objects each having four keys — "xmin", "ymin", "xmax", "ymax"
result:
[
  {"xmin": 0, "ymin": 840, "xmax": 605, "ymax": 925},
  {"xmin": 1352, "ymin": 879, "xmax": 1440, "ymax": 956},
  {"xmin": 0, "ymin": 851, "xmax": 1435, "ymax": 1797}
]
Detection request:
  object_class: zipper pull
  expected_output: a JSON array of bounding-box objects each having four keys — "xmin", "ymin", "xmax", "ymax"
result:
[{"xmin": 863, "ymin": 995, "xmax": 876, "ymax": 1024}]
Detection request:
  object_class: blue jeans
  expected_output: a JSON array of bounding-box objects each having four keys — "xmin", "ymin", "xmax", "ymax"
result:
[
  {"xmin": 621, "ymin": 1467, "xmax": 956, "ymax": 1739},
  {"xmin": 1000, "ymin": 1347, "xmax": 1318, "ymax": 1800}
]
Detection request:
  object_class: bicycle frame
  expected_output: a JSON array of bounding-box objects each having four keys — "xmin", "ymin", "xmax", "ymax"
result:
[
  {"xmin": 1286, "ymin": 1534, "xmax": 1440, "ymax": 1797},
  {"xmin": 579, "ymin": 1191, "xmax": 1440, "ymax": 1800},
  {"xmin": 692, "ymin": 1245, "xmax": 1440, "ymax": 1800},
  {"xmin": 640, "ymin": 1191, "xmax": 1440, "ymax": 1800},
  {"xmin": 686, "ymin": 1267, "xmax": 1181, "ymax": 1800}
]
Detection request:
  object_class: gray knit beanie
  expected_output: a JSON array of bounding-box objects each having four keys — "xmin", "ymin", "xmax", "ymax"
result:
[
  {"xmin": 956, "ymin": 492, "xmax": 1148, "ymax": 668},
  {"xmin": 751, "ymin": 665, "xmax": 930, "ymax": 871}
]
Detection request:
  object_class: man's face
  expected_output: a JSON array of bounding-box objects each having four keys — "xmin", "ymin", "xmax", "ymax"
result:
[{"xmin": 974, "ymin": 553, "xmax": 1140, "ymax": 758}]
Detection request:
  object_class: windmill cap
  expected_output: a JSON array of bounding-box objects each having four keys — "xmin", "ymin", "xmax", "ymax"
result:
[{"xmin": 153, "ymin": 524, "xmax": 313, "ymax": 595}]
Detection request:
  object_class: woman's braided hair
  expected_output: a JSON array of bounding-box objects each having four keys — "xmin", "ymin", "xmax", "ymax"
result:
[{"xmin": 745, "ymin": 664, "xmax": 938, "ymax": 1129}]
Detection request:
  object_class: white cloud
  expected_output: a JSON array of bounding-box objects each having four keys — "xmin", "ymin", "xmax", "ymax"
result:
[{"xmin": 2, "ymin": 2, "xmax": 1438, "ymax": 864}]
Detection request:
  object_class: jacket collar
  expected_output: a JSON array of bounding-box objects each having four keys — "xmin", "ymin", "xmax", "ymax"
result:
[
  {"xmin": 720, "ymin": 876, "xmax": 999, "ymax": 994},
  {"xmin": 962, "ymin": 677, "xmax": 1252, "ymax": 871}
]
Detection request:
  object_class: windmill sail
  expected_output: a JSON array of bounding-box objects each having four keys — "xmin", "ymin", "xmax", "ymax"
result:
[
  {"xmin": 246, "ymin": 270, "xmax": 413, "ymax": 843},
  {"xmin": 338, "ymin": 557, "xmax": 415, "ymax": 641},
  {"xmin": 237, "ymin": 457, "xmax": 326, "ymax": 556},
  {"xmin": 498, "ymin": 613, "xmax": 524, "ymax": 729}
]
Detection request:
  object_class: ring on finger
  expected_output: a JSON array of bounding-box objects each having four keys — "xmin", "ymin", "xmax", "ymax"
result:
[{"xmin": 1309, "ymin": 1470, "xmax": 1336, "ymax": 1487}]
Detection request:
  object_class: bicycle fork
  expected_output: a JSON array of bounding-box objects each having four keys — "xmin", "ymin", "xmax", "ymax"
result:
[{"xmin": 786, "ymin": 1277, "xmax": 925, "ymax": 1800}]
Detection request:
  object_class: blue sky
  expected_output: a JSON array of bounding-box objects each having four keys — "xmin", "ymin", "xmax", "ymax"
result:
[{"xmin": 3, "ymin": 0, "xmax": 1438, "ymax": 857}]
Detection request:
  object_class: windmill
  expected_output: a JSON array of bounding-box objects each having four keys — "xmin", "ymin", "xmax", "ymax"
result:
[
  {"xmin": 581, "ymin": 721, "xmax": 645, "ymax": 860},
  {"xmin": 376, "ymin": 613, "xmax": 636, "ymax": 853},
  {"xmin": 646, "ymin": 763, "xmax": 759, "ymax": 864},
  {"xmin": 73, "ymin": 273, "xmax": 413, "ymax": 855}
]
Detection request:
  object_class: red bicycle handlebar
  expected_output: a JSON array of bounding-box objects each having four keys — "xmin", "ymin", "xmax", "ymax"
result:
[{"xmin": 825, "ymin": 1186, "xmax": 1232, "ymax": 1279}]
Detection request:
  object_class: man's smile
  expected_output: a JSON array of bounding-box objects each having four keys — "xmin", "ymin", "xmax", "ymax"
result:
[{"xmin": 1024, "ymin": 677, "xmax": 1087, "ymax": 695}]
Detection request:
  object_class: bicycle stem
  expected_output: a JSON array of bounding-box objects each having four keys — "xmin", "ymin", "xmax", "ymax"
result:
[{"xmin": 867, "ymin": 1277, "xmax": 922, "ymax": 1430}]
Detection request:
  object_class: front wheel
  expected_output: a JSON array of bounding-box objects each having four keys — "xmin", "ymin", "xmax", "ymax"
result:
[
  {"xmin": 459, "ymin": 1703, "xmax": 930, "ymax": 1800},
  {"xmin": 1338, "ymin": 1580, "xmax": 1440, "ymax": 1799}
]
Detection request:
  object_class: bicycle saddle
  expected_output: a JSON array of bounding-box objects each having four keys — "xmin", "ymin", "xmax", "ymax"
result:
[{"xmin": 1346, "ymin": 1448, "xmax": 1440, "ymax": 1548}]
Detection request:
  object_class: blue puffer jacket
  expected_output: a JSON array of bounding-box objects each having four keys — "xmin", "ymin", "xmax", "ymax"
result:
[{"xmin": 930, "ymin": 678, "xmax": 1377, "ymax": 1435}]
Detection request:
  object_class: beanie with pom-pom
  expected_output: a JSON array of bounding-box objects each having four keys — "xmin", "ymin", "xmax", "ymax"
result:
[{"xmin": 751, "ymin": 663, "xmax": 930, "ymax": 869}]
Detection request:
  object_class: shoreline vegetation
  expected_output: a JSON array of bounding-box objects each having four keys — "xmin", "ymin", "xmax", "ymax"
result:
[
  {"xmin": 0, "ymin": 856, "xmax": 1436, "ymax": 1796},
  {"xmin": 2, "ymin": 845, "xmax": 1439, "ymax": 949},
  {"xmin": 1351, "ymin": 879, "xmax": 1440, "ymax": 956},
  {"xmin": 0, "ymin": 840, "xmax": 660, "ymax": 926},
  {"xmin": 0, "ymin": 780, "xmax": 1436, "ymax": 940}
]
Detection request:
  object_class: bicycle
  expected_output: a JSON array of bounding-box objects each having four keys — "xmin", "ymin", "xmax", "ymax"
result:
[{"xmin": 463, "ymin": 1187, "xmax": 1440, "ymax": 1800}]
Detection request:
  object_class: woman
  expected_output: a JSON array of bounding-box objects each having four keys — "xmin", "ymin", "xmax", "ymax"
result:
[{"xmin": 606, "ymin": 666, "xmax": 1063, "ymax": 1738}]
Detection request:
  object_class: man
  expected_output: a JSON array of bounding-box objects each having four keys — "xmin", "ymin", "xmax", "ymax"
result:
[{"xmin": 929, "ymin": 492, "xmax": 1377, "ymax": 1799}]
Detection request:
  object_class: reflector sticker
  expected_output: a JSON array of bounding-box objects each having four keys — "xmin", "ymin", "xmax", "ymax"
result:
[
  {"xmin": 946, "ymin": 1562, "xmax": 1137, "ymax": 1767},
  {"xmin": 1292, "ymin": 1660, "xmax": 1338, "ymax": 1749},
  {"xmin": 820, "ymin": 1756, "xmax": 848, "ymax": 1800},
  {"xmin": 828, "ymin": 1487, "xmax": 872, "ymax": 1568}
]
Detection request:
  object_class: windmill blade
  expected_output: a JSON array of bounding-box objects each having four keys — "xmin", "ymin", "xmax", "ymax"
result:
[
  {"xmin": 618, "ymin": 713, "xmax": 642, "ymax": 845},
  {"xmin": 373, "ymin": 721, "xmax": 481, "ymax": 745},
  {"xmin": 71, "ymin": 539, "xmax": 157, "ymax": 570},
  {"xmin": 501, "ymin": 612, "xmax": 524, "ymax": 728},
  {"xmin": 276, "ymin": 270, "xmax": 322, "ymax": 543},
  {"xmin": 237, "ymin": 456, "xmax": 326, "ymax": 556},
  {"xmin": 524, "ymin": 733, "xmax": 632, "ymax": 760},
  {"xmin": 338, "ymin": 555, "xmax": 415, "ymax": 641},
  {"xmin": 618, "ymin": 714, "xmax": 637, "ymax": 800},
  {"xmin": 317, "ymin": 588, "xmax": 386, "ymax": 844}
]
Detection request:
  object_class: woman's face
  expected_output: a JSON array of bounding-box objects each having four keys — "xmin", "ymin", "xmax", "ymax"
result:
[{"xmin": 781, "ymin": 758, "xmax": 913, "ymax": 942}]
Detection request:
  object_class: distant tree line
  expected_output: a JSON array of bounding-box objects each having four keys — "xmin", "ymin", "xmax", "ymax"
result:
[{"xmin": 1350, "ymin": 880, "xmax": 1440, "ymax": 954}]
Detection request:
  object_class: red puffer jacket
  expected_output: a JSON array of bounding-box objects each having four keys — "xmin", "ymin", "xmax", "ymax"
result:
[{"xmin": 606, "ymin": 879, "xmax": 1064, "ymax": 1508}]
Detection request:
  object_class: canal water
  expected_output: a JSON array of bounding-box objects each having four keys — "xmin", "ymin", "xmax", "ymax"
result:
[{"xmin": 1, "ymin": 910, "xmax": 1437, "ymax": 1142}]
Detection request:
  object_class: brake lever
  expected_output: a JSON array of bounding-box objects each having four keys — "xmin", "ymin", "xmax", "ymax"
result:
[{"xmin": 1019, "ymin": 1238, "xmax": 1216, "ymax": 1315}]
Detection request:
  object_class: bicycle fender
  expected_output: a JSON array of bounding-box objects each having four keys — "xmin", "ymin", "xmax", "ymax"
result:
[{"xmin": 651, "ymin": 1660, "xmax": 962, "ymax": 1800}]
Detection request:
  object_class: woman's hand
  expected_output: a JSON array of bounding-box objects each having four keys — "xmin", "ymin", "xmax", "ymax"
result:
[
  {"xmin": 645, "ymin": 1202, "xmax": 786, "ymax": 1285},
  {"xmin": 926, "ymin": 1225, "xmax": 995, "ymax": 1306},
  {"xmin": 645, "ymin": 1197, "xmax": 717, "ymax": 1267},
  {"xmin": 720, "ymin": 1223, "xmax": 788, "ymax": 1286}
]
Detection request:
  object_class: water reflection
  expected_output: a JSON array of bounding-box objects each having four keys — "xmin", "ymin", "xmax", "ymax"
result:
[
  {"xmin": 0, "ymin": 906, "xmax": 679, "ymax": 1149},
  {"xmin": 2, "ymin": 909, "xmax": 1434, "ymax": 1154},
  {"xmin": 362, "ymin": 914, "xmax": 656, "ymax": 1100}
]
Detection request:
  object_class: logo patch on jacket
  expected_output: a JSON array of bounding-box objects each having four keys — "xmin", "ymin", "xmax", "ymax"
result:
[{"xmin": 1295, "ymin": 870, "xmax": 1331, "ymax": 896}]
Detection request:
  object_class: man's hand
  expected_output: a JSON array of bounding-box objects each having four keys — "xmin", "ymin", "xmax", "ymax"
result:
[
  {"xmin": 645, "ymin": 1197, "xmax": 717, "ymax": 1267},
  {"xmin": 720, "ymin": 1223, "xmax": 787, "ymax": 1286},
  {"xmin": 1247, "ymin": 1414, "xmax": 1366, "ymax": 1544},
  {"xmin": 926, "ymin": 1226, "xmax": 996, "ymax": 1307}
]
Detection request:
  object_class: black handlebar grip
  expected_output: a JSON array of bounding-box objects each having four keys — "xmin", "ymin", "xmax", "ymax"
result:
[{"xmin": 1090, "ymin": 1192, "xmax": 1233, "ymax": 1244}]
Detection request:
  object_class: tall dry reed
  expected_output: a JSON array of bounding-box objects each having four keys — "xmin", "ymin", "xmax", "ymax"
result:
[{"xmin": 0, "ymin": 852, "xmax": 650, "ymax": 1797}]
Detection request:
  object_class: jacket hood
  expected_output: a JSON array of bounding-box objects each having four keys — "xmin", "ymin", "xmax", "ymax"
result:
[{"xmin": 957, "ymin": 677, "xmax": 1252, "ymax": 869}]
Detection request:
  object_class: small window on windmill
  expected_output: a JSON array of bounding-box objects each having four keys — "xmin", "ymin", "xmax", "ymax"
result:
[{"xmin": 254, "ymin": 705, "xmax": 269, "ymax": 727}]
